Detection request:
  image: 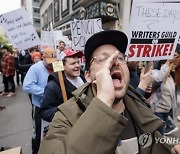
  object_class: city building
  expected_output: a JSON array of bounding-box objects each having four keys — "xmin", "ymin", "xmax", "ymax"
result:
[
  {"xmin": 40, "ymin": 0, "xmax": 132, "ymax": 36},
  {"xmin": 21, "ymin": 0, "xmax": 41, "ymax": 36}
]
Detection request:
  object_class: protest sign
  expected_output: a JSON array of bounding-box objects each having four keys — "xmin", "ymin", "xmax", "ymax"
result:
[
  {"xmin": 53, "ymin": 30, "xmax": 71, "ymax": 48},
  {"xmin": 126, "ymin": 2, "xmax": 180, "ymax": 61},
  {"xmin": 41, "ymin": 30, "xmax": 54, "ymax": 50},
  {"xmin": 71, "ymin": 18, "xmax": 102, "ymax": 51},
  {"xmin": 41, "ymin": 30, "xmax": 71, "ymax": 50},
  {"xmin": 0, "ymin": 7, "xmax": 40, "ymax": 51}
]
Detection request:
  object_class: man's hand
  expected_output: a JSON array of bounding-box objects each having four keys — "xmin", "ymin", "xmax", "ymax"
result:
[
  {"xmin": 171, "ymin": 145, "xmax": 180, "ymax": 154},
  {"xmin": 138, "ymin": 67, "xmax": 152, "ymax": 91},
  {"xmin": 95, "ymin": 51, "xmax": 119, "ymax": 107}
]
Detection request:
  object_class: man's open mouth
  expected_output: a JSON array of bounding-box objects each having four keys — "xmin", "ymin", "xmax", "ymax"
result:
[{"xmin": 111, "ymin": 71, "xmax": 122, "ymax": 87}]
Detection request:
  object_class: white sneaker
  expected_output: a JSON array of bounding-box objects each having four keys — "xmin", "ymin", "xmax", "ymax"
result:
[
  {"xmin": 5, "ymin": 92, "xmax": 15, "ymax": 97},
  {"xmin": 164, "ymin": 126, "xmax": 179, "ymax": 135},
  {"xmin": 177, "ymin": 116, "xmax": 180, "ymax": 122}
]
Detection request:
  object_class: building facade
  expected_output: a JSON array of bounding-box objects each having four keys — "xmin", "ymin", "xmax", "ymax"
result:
[
  {"xmin": 21, "ymin": 0, "xmax": 41, "ymax": 36},
  {"xmin": 40, "ymin": 0, "xmax": 132, "ymax": 36}
]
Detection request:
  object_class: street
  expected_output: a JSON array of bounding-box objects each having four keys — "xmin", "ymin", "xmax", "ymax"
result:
[{"xmin": 0, "ymin": 74, "xmax": 32, "ymax": 154}]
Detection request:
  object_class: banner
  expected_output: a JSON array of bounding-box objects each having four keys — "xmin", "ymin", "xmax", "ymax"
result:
[
  {"xmin": 41, "ymin": 31, "xmax": 54, "ymax": 50},
  {"xmin": 0, "ymin": 7, "xmax": 41, "ymax": 51},
  {"xmin": 41, "ymin": 30, "xmax": 71, "ymax": 51},
  {"xmin": 71, "ymin": 18, "xmax": 103, "ymax": 51},
  {"xmin": 126, "ymin": 2, "xmax": 180, "ymax": 61}
]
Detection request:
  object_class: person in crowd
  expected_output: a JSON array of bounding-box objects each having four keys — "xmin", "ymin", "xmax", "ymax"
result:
[
  {"xmin": 150, "ymin": 60, "xmax": 178, "ymax": 135},
  {"xmin": 174, "ymin": 48, "xmax": 180, "ymax": 87},
  {"xmin": 23, "ymin": 48, "xmax": 57, "ymax": 154},
  {"xmin": 39, "ymin": 49, "xmax": 85, "ymax": 122},
  {"xmin": 13, "ymin": 48, "xmax": 22, "ymax": 86},
  {"xmin": 127, "ymin": 61, "xmax": 152, "ymax": 98},
  {"xmin": 0, "ymin": 46, "xmax": 6, "ymax": 110},
  {"xmin": 172, "ymin": 49, "xmax": 180, "ymax": 122},
  {"xmin": 18, "ymin": 48, "xmax": 33, "ymax": 83},
  {"xmin": 31, "ymin": 51, "xmax": 42, "ymax": 63},
  {"xmin": 29, "ymin": 51, "xmax": 42, "ymax": 112},
  {"xmin": 0, "ymin": 45, "xmax": 16, "ymax": 97},
  {"xmin": 39, "ymin": 30, "xmax": 180, "ymax": 154},
  {"xmin": 56, "ymin": 40, "xmax": 66, "ymax": 61}
]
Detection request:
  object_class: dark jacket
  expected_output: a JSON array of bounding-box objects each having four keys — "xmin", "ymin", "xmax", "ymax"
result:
[
  {"xmin": 39, "ymin": 83, "xmax": 173, "ymax": 154},
  {"xmin": 39, "ymin": 72, "xmax": 86, "ymax": 122},
  {"xmin": 130, "ymin": 71, "xmax": 151, "ymax": 98},
  {"xmin": 18, "ymin": 51, "xmax": 33, "ymax": 72}
]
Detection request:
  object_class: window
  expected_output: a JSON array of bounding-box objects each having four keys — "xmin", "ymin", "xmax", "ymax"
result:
[
  {"xmin": 72, "ymin": 0, "xmax": 79, "ymax": 10},
  {"xmin": 34, "ymin": 8, "xmax": 40, "ymax": 13},
  {"xmin": 61, "ymin": 0, "xmax": 69, "ymax": 17},
  {"xmin": 48, "ymin": 4, "xmax": 53, "ymax": 23},
  {"xmin": 54, "ymin": 0, "xmax": 59, "ymax": 22},
  {"xmin": 33, "ymin": 18, "xmax": 40, "ymax": 27},
  {"xmin": 62, "ymin": 0, "xmax": 68, "ymax": 12},
  {"xmin": 44, "ymin": 10, "xmax": 48, "ymax": 26},
  {"xmin": 72, "ymin": 0, "xmax": 78, "ymax": 4}
]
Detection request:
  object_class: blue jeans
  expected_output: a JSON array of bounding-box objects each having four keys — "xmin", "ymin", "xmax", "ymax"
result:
[{"xmin": 155, "ymin": 112, "xmax": 174, "ymax": 134}]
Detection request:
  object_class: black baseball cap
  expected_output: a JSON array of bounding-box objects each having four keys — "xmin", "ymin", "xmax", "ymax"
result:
[{"xmin": 84, "ymin": 30, "xmax": 128, "ymax": 69}]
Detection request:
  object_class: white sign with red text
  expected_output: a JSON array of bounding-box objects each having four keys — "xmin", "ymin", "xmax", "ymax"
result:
[{"xmin": 126, "ymin": 2, "xmax": 180, "ymax": 61}]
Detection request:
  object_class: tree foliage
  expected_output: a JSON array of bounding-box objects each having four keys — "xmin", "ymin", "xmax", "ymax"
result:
[{"xmin": 0, "ymin": 35, "xmax": 8, "ymax": 45}]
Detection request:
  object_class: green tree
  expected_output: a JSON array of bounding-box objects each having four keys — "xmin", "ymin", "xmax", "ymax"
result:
[
  {"xmin": 0, "ymin": 36, "xmax": 12, "ymax": 58},
  {"xmin": 0, "ymin": 35, "xmax": 8, "ymax": 45}
]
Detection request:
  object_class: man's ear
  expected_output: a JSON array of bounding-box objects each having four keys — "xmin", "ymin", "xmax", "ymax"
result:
[{"xmin": 84, "ymin": 70, "xmax": 92, "ymax": 83}]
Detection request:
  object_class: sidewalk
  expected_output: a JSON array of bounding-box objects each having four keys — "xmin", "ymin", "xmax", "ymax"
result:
[{"xmin": 0, "ymin": 74, "xmax": 32, "ymax": 154}]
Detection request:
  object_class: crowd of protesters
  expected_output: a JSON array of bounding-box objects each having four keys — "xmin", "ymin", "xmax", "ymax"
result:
[{"xmin": 0, "ymin": 31, "xmax": 180, "ymax": 153}]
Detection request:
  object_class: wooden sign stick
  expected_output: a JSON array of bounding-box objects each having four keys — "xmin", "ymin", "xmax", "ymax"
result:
[
  {"xmin": 52, "ymin": 61, "xmax": 67, "ymax": 102},
  {"xmin": 58, "ymin": 71, "xmax": 67, "ymax": 102}
]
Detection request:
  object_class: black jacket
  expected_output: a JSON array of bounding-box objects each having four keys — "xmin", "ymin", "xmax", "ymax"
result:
[
  {"xmin": 39, "ymin": 72, "xmax": 86, "ymax": 122},
  {"xmin": 18, "ymin": 52, "xmax": 33, "ymax": 72}
]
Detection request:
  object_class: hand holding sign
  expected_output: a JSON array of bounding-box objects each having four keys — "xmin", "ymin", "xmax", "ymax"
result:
[{"xmin": 52, "ymin": 61, "xmax": 67, "ymax": 102}]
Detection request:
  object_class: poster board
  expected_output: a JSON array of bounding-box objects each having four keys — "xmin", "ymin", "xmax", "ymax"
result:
[
  {"xmin": 126, "ymin": 2, "xmax": 180, "ymax": 61},
  {"xmin": 41, "ymin": 30, "xmax": 71, "ymax": 51},
  {"xmin": 41, "ymin": 31, "xmax": 54, "ymax": 50},
  {"xmin": 71, "ymin": 18, "xmax": 103, "ymax": 51},
  {"xmin": 0, "ymin": 7, "xmax": 40, "ymax": 51}
]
